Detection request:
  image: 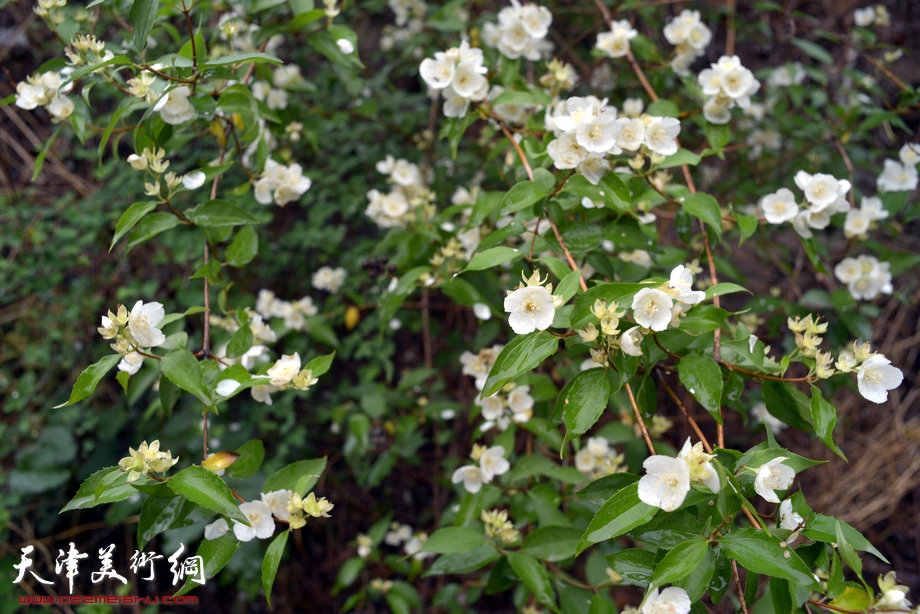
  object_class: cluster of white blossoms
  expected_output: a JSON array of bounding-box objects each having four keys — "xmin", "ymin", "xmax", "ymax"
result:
[
  {"xmin": 14, "ymin": 70, "xmax": 74, "ymax": 122},
  {"xmin": 451, "ymin": 444, "xmax": 510, "ymax": 493},
  {"xmin": 126, "ymin": 147, "xmax": 207, "ymax": 196},
  {"xmin": 638, "ymin": 438, "xmax": 719, "ymax": 512},
  {"xmin": 834, "ymin": 254, "xmax": 893, "ymax": 301},
  {"xmin": 631, "ymin": 264, "xmax": 706, "ymax": 333},
  {"xmin": 154, "ymin": 85, "xmax": 196, "ymax": 125},
  {"xmin": 595, "ymin": 19, "xmax": 637, "ymax": 59},
  {"xmin": 759, "ymin": 170, "xmax": 852, "ymax": 238},
  {"xmin": 766, "ymin": 62, "xmax": 806, "ymax": 88},
  {"xmin": 419, "ymin": 41, "xmax": 489, "ymax": 118},
  {"xmin": 365, "ymin": 155, "xmax": 432, "ymax": 228},
  {"xmin": 853, "ymin": 4, "xmax": 891, "ymax": 27},
  {"xmin": 478, "ymin": 384, "xmax": 534, "ymax": 431},
  {"xmin": 459, "ymin": 344, "xmax": 504, "ymax": 390},
  {"xmin": 64, "ymin": 33, "xmax": 113, "ymax": 69},
  {"xmin": 545, "ymin": 96, "xmax": 681, "ymax": 184},
  {"xmin": 575, "ymin": 436, "xmax": 625, "ymax": 480},
  {"xmin": 389, "ymin": 0, "xmax": 426, "ymax": 26},
  {"xmin": 33, "ymin": 0, "xmax": 66, "ymax": 20},
  {"xmin": 843, "ymin": 196, "xmax": 889, "ymax": 238},
  {"xmin": 217, "ymin": 10, "xmax": 283, "ymax": 56},
  {"xmin": 877, "ymin": 143, "xmax": 919, "ymax": 193},
  {"xmin": 503, "ymin": 270, "xmax": 564, "ymax": 335},
  {"xmin": 873, "ymin": 572, "xmax": 913, "ymax": 612},
  {"xmin": 117, "ymin": 440, "xmax": 178, "ymax": 482},
  {"xmin": 97, "ymin": 300, "xmax": 167, "ymax": 375},
  {"xmin": 380, "ymin": 0, "xmax": 426, "ymax": 52},
  {"xmin": 481, "ymin": 508, "xmax": 520, "ymax": 544},
  {"xmin": 641, "ymin": 586, "xmax": 691, "ymax": 614},
  {"xmin": 481, "ymin": 0, "xmax": 552, "ymax": 61},
  {"xmin": 697, "ymin": 55, "xmax": 760, "ymax": 124},
  {"xmin": 834, "ymin": 340, "xmax": 903, "ymax": 403},
  {"xmin": 312, "ymin": 265, "xmax": 347, "ymax": 293},
  {"xmin": 249, "ymin": 65, "xmax": 302, "ymax": 111},
  {"xmin": 381, "ymin": 521, "xmax": 432, "ymax": 561},
  {"xmin": 251, "ymin": 352, "xmax": 319, "ymax": 405},
  {"xmin": 663, "ymin": 9, "xmax": 712, "ymax": 76},
  {"xmin": 256, "ymin": 288, "xmax": 318, "ymax": 332},
  {"xmin": 205, "ymin": 490, "xmax": 333, "ymax": 542},
  {"xmin": 253, "ymin": 159, "xmax": 312, "ymax": 207}
]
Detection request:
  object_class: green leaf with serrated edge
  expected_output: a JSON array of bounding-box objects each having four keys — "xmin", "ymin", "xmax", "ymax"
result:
[
  {"xmin": 129, "ymin": 0, "xmax": 159, "ymax": 50},
  {"xmin": 461, "ymin": 246, "xmax": 524, "ymax": 273},
  {"xmin": 174, "ymin": 533, "xmax": 240, "ymax": 596},
  {"xmin": 54, "ymin": 354, "xmax": 121, "ymax": 408},
  {"xmin": 186, "ymin": 199, "xmax": 259, "ymax": 227},
  {"xmin": 498, "ymin": 171, "xmax": 553, "ymax": 216},
  {"xmin": 651, "ymin": 537, "xmax": 709, "ymax": 586},
  {"xmin": 126, "ymin": 212, "xmax": 181, "ymax": 251},
  {"xmin": 226, "ymin": 439, "xmax": 265, "ymax": 479},
  {"xmin": 555, "ymin": 268, "xmax": 582, "ymax": 303},
  {"xmin": 263, "ymin": 457, "xmax": 327, "ymax": 495},
  {"xmin": 675, "ymin": 547, "xmax": 715, "ymax": 602},
  {"xmin": 421, "ymin": 527, "xmax": 487, "ymax": 554},
  {"xmin": 760, "ymin": 381, "xmax": 812, "ymax": 431},
  {"xmin": 226, "ymin": 324, "xmax": 253, "ymax": 359},
  {"xmin": 137, "ymin": 495, "xmax": 199, "ymax": 550},
  {"xmin": 804, "ymin": 515, "xmax": 888, "ymax": 563},
  {"xmin": 835, "ymin": 520, "xmax": 863, "ymax": 580},
  {"xmin": 561, "ymin": 368, "xmax": 610, "ymax": 441},
  {"xmin": 681, "ymin": 192, "xmax": 722, "ymax": 236},
  {"xmin": 111, "ymin": 201, "xmax": 157, "ymax": 250},
  {"xmin": 506, "ymin": 552, "xmax": 556, "ymax": 610},
  {"xmin": 521, "ymin": 526, "xmax": 581, "ymax": 562},
  {"xmin": 423, "ymin": 543, "xmax": 499, "ymax": 576},
  {"xmin": 605, "ymin": 549, "xmax": 654, "ymax": 585},
  {"xmin": 480, "ymin": 331, "xmax": 559, "ymax": 398},
  {"xmin": 719, "ymin": 528, "xmax": 820, "ymax": 590},
  {"xmin": 262, "ymin": 530, "xmax": 289, "ymax": 608},
  {"xmin": 570, "ymin": 282, "xmax": 657, "ymax": 329},
  {"xmin": 735, "ymin": 212, "xmax": 758, "ymax": 242},
  {"xmin": 677, "ymin": 354, "xmax": 723, "ymax": 418},
  {"xmin": 305, "ymin": 351, "xmax": 335, "ymax": 377},
  {"xmin": 227, "ymin": 224, "xmax": 258, "ymax": 267},
  {"xmin": 575, "ymin": 473, "xmax": 639, "ymax": 506},
  {"xmin": 160, "ymin": 349, "xmax": 211, "ymax": 405},
  {"xmin": 704, "ymin": 282, "xmax": 750, "ymax": 299},
  {"xmin": 809, "ymin": 386, "xmax": 846, "ymax": 460},
  {"xmin": 576, "ymin": 482, "xmax": 657, "ymax": 555},
  {"xmin": 60, "ymin": 467, "xmax": 136, "ymax": 512},
  {"xmin": 166, "ymin": 465, "xmax": 248, "ymax": 525}
]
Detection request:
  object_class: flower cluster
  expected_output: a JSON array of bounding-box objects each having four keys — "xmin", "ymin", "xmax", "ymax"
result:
[
  {"xmin": 697, "ymin": 55, "xmax": 760, "ymax": 124},
  {"xmin": 575, "ymin": 437, "xmax": 625, "ymax": 480},
  {"xmin": 154, "ymin": 86, "xmax": 196, "ymax": 125},
  {"xmin": 539, "ymin": 58, "xmax": 578, "ymax": 94},
  {"xmin": 97, "ymin": 300, "xmax": 167, "ymax": 375},
  {"xmin": 126, "ymin": 147, "xmax": 206, "ymax": 197},
  {"xmin": 365, "ymin": 155, "xmax": 433, "ymax": 228},
  {"xmin": 382, "ymin": 522, "xmax": 431, "ymax": 561},
  {"xmin": 253, "ymin": 159, "xmax": 312, "ymax": 207},
  {"xmin": 503, "ymin": 270, "xmax": 564, "ymax": 335},
  {"xmin": 312, "ymin": 265, "xmax": 347, "ymax": 293},
  {"xmin": 766, "ymin": 62, "xmax": 806, "ymax": 88},
  {"xmin": 117, "ymin": 440, "xmax": 178, "ymax": 482},
  {"xmin": 595, "ymin": 20, "xmax": 637, "ymax": 59},
  {"xmin": 545, "ymin": 96, "xmax": 681, "ymax": 184},
  {"xmin": 256, "ymin": 288, "xmax": 318, "ymax": 331},
  {"xmin": 14, "ymin": 70, "xmax": 74, "ymax": 122},
  {"xmin": 663, "ymin": 9, "xmax": 711, "ymax": 76},
  {"xmin": 637, "ymin": 438, "xmax": 719, "ymax": 511},
  {"xmin": 478, "ymin": 384, "xmax": 534, "ymax": 431},
  {"xmin": 836, "ymin": 343, "xmax": 903, "ymax": 404},
  {"xmin": 641, "ymin": 586, "xmax": 691, "ymax": 614},
  {"xmin": 843, "ymin": 196, "xmax": 888, "ymax": 238},
  {"xmin": 759, "ymin": 170, "xmax": 852, "ymax": 238},
  {"xmin": 481, "ymin": 509, "xmax": 519, "ymax": 544},
  {"xmin": 834, "ymin": 254, "xmax": 892, "ymax": 300},
  {"xmin": 419, "ymin": 41, "xmax": 489, "ymax": 118},
  {"xmin": 34, "ymin": 0, "xmax": 66, "ymax": 21},
  {"xmin": 250, "ymin": 352, "xmax": 319, "ymax": 405},
  {"xmin": 877, "ymin": 144, "xmax": 919, "ymax": 192},
  {"xmin": 481, "ymin": 0, "xmax": 552, "ymax": 61},
  {"xmin": 64, "ymin": 33, "xmax": 113, "ymax": 68},
  {"xmin": 451, "ymin": 445, "xmax": 509, "ymax": 493},
  {"xmin": 631, "ymin": 264, "xmax": 706, "ymax": 333},
  {"xmin": 287, "ymin": 491, "xmax": 334, "ymax": 528},
  {"xmin": 459, "ymin": 344, "xmax": 504, "ymax": 390},
  {"xmin": 873, "ymin": 571, "xmax": 912, "ymax": 611},
  {"xmin": 853, "ymin": 5, "xmax": 891, "ymax": 27}
]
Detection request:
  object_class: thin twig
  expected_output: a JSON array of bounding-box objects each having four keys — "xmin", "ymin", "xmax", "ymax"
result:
[
  {"xmin": 625, "ymin": 381, "xmax": 655, "ymax": 454},
  {"xmin": 658, "ymin": 371, "xmax": 712, "ymax": 453},
  {"xmin": 732, "ymin": 560, "xmax": 750, "ymax": 614}
]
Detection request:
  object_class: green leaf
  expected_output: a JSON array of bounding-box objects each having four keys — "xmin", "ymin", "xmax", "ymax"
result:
[
  {"xmin": 111, "ymin": 201, "xmax": 158, "ymax": 251},
  {"xmin": 704, "ymin": 282, "xmax": 750, "ymax": 299},
  {"xmin": 60, "ymin": 466, "xmax": 137, "ymax": 512},
  {"xmin": 186, "ymin": 199, "xmax": 259, "ymax": 227},
  {"xmin": 137, "ymin": 494, "xmax": 200, "ymax": 550},
  {"xmin": 126, "ymin": 212, "xmax": 182, "ymax": 250},
  {"xmin": 129, "ymin": 0, "xmax": 159, "ymax": 50},
  {"xmin": 506, "ymin": 552, "xmax": 556, "ymax": 610},
  {"xmin": 226, "ymin": 324, "xmax": 253, "ymax": 359},
  {"xmin": 305, "ymin": 351, "xmax": 335, "ymax": 378},
  {"xmin": 161, "ymin": 349, "xmax": 212, "ymax": 405},
  {"xmin": 262, "ymin": 530, "xmax": 289, "ymax": 608},
  {"xmin": 704, "ymin": 123, "xmax": 731, "ymax": 150},
  {"xmin": 203, "ymin": 52, "xmax": 283, "ymax": 67},
  {"xmin": 491, "ymin": 88, "xmax": 551, "ymax": 107},
  {"xmin": 32, "ymin": 125, "xmax": 61, "ymax": 181},
  {"xmin": 498, "ymin": 168, "xmax": 554, "ymax": 216},
  {"xmin": 576, "ymin": 482, "xmax": 657, "ymax": 555},
  {"xmin": 761, "ymin": 381, "xmax": 812, "ymax": 431},
  {"xmin": 719, "ymin": 528, "xmax": 820, "ymax": 589},
  {"xmin": 677, "ymin": 355, "xmax": 723, "ymax": 419},
  {"xmin": 462, "ymin": 246, "xmax": 524, "ymax": 273},
  {"xmin": 424, "ymin": 543, "xmax": 499, "ymax": 576},
  {"xmin": 54, "ymin": 354, "xmax": 121, "ymax": 408},
  {"xmin": 561, "ymin": 368, "xmax": 610, "ymax": 440},
  {"xmin": 521, "ymin": 526, "xmax": 581, "ymax": 562},
  {"xmin": 570, "ymin": 282, "xmax": 657, "ymax": 329},
  {"xmin": 681, "ymin": 193, "xmax": 722, "ymax": 237},
  {"xmin": 263, "ymin": 457, "xmax": 327, "ymax": 495},
  {"xmin": 226, "ymin": 225, "xmax": 259, "ymax": 266},
  {"xmin": 166, "ymin": 465, "xmax": 248, "ymax": 525},
  {"xmin": 651, "ymin": 537, "xmax": 709, "ymax": 586},
  {"xmin": 735, "ymin": 213, "xmax": 758, "ymax": 242},
  {"xmin": 809, "ymin": 386, "xmax": 845, "ymax": 460},
  {"xmin": 226, "ymin": 439, "xmax": 265, "ymax": 479},
  {"xmin": 421, "ymin": 527, "xmax": 488, "ymax": 554},
  {"xmin": 791, "ymin": 37, "xmax": 833, "ymax": 65},
  {"xmin": 658, "ymin": 149, "xmax": 701, "ymax": 169},
  {"xmin": 174, "ymin": 533, "xmax": 240, "ymax": 596},
  {"xmin": 646, "ymin": 100, "xmax": 680, "ymax": 117},
  {"xmin": 481, "ymin": 331, "xmax": 559, "ymax": 398},
  {"xmin": 606, "ymin": 549, "xmax": 654, "ymax": 585},
  {"xmin": 804, "ymin": 515, "xmax": 888, "ymax": 563}
]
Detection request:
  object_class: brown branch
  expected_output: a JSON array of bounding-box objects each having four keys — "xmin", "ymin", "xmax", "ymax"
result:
[
  {"xmin": 658, "ymin": 370, "xmax": 712, "ymax": 453},
  {"xmin": 732, "ymin": 560, "xmax": 750, "ymax": 614},
  {"xmin": 624, "ymin": 381, "xmax": 655, "ymax": 454}
]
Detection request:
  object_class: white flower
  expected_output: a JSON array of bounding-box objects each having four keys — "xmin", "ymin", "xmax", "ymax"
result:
[
  {"xmin": 504, "ymin": 285, "xmax": 556, "ymax": 334},
  {"xmin": 575, "ymin": 447, "xmax": 596, "ymax": 473},
  {"xmin": 575, "ymin": 112, "xmax": 619, "ymax": 154},
  {"xmin": 860, "ymin": 196, "xmax": 888, "ymax": 221},
  {"xmin": 204, "ymin": 518, "xmax": 229, "ymax": 540},
  {"xmin": 336, "ymin": 38, "xmax": 354, "ymax": 54},
  {"xmin": 877, "ymin": 158, "xmax": 918, "ymax": 192},
  {"xmin": 155, "ymin": 86, "xmax": 196, "ymax": 125},
  {"xmin": 47, "ymin": 95, "xmax": 74, "ymax": 121},
  {"xmin": 479, "ymin": 394, "xmax": 505, "ymax": 421},
  {"xmin": 261, "ymin": 489, "xmax": 294, "ymax": 521},
  {"xmin": 760, "ymin": 188, "xmax": 799, "ymax": 224},
  {"xmin": 251, "ymin": 383, "xmax": 279, "ymax": 405},
  {"xmin": 898, "ymin": 143, "xmax": 920, "ymax": 166},
  {"xmin": 794, "ymin": 171, "xmax": 850, "ymax": 211},
  {"xmin": 643, "ymin": 116, "xmax": 681, "ymax": 156},
  {"xmin": 312, "ymin": 266, "xmax": 347, "ymax": 293},
  {"xmin": 615, "ymin": 117, "xmax": 646, "ymax": 151},
  {"xmin": 678, "ymin": 437, "xmax": 720, "ymax": 493},
  {"xmin": 857, "ymin": 354, "xmax": 903, "ymax": 403},
  {"xmin": 547, "ymin": 132, "xmax": 587, "ymax": 169},
  {"xmin": 451, "ymin": 465, "xmax": 485, "ymax": 493},
  {"xmin": 479, "ymin": 445, "xmax": 510, "ymax": 481},
  {"xmin": 472, "ymin": 302, "xmax": 492, "ymax": 320},
  {"xmin": 642, "ymin": 586, "xmax": 691, "ymax": 614},
  {"xmin": 638, "ymin": 455, "xmax": 690, "ymax": 511},
  {"xmin": 182, "ymin": 171, "xmax": 206, "ymax": 190},
  {"xmin": 232, "ymin": 500, "xmax": 276, "ymax": 541},
  {"xmin": 619, "ymin": 327, "xmax": 645, "ymax": 356},
  {"xmin": 751, "ymin": 402, "xmax": 786, "ymax": 434},
  {"xmin": 117, "ymin": 351, "xmax": 144, "ymax": 375},
  {"xmin": 854, "ymin": 7, "xmax": 875, "ymax": 26},
  {"xmin": 216, "ymin": 379, "xmax": 241, "ymax": 397},
  {"xmin": 778, "ymin": 499, "xmax": 804, "ymax": 544},
  {"xmin": 668, "ymin": 265, "xmax": 705, "ymax": 305},
  {"xmin": 586, "ymin": 436, "xmax": 609, "ymax": 457},
  {"xmin": 267, "ymin": 353, "xmax": 301, "ymax": 386},
  {"xmin": 596, "ymin": 20, "xmax": 637, "ymax": 58},
  {"xmin": 128, "ymin": 300, "xmax": 166, "ymax": 348},
  {"xmin": 753, "ymin": 457, "xmax": 795, "ymax": 503},
  {"xmin": 632, "ymin": 288, "xmax": 674, "ymax": 331}
]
